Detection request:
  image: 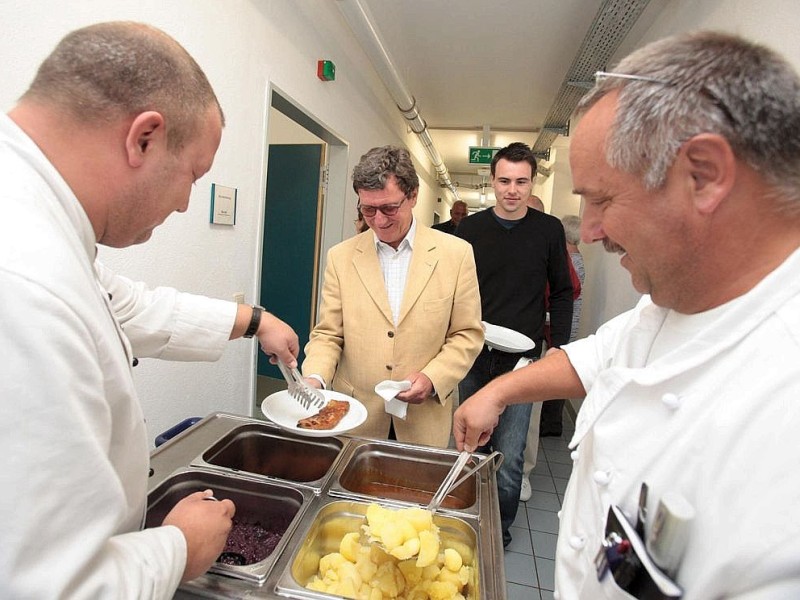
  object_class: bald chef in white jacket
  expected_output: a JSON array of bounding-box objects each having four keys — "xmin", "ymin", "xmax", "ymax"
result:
[
  {"xmin": 0, "ymin": 22, "xmax": 298, "ymax": 598},
  {"xmin": 454, "ymin": 32, "xmax": 800, "ymax": 599}
]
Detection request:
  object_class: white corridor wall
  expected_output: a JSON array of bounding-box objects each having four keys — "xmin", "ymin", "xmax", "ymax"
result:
[{"xmin": 0, "ymin": 0, "xmax": 437, "ymax": 444}]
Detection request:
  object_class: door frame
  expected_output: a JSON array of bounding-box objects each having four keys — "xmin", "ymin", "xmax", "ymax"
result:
[{"xmin": 253, "ymin": 84, "xmax": 350, "ymax": 410}]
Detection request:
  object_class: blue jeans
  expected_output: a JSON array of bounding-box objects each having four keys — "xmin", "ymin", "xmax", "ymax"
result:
[{"xmin": 459, "ymin": 347, "xmax": 535, "ymax": 547}]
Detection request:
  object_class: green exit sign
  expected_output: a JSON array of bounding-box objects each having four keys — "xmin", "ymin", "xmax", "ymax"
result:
[{"xmin": 468, "ymin": 146, "xmax": 500, "ymax": 164}]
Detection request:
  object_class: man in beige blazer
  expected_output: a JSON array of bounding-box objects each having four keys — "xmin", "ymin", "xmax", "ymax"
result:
[{"xmin": 303, "ymin": 146, "xmax": 483, "ymax": 448}]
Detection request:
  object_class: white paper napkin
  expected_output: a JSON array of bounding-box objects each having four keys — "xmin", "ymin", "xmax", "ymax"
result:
[{"xmin": 374, "ymin": 380, "xmax": 412, "ymax": 420}]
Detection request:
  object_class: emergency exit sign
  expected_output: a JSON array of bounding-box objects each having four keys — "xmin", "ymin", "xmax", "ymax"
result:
[{"xmin": 468, "ymin": 146, "xmax": 500, "ymax": 164}]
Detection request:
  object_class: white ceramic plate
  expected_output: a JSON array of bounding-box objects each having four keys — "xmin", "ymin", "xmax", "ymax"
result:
[
  {"xmin": 482, "ymin": 321, "xmax": 535, "ymax": 353},
  {"xmin": 261, "ymin": 389, "xmax": 367, "ymax": 437}
]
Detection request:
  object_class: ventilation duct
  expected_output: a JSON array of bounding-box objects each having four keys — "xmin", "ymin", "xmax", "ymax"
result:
[
  {"xmin": 532, "ymin": 0, "xmax": 653, "ymax": 159},
  {"xmin": 337, "ymin": 0, "xmax": 459, "ymax": 200}
]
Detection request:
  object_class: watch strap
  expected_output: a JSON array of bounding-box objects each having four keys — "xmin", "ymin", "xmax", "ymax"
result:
[{"xmin": 243, "ymin": 305, "xmax": 263, "ymax": 338}]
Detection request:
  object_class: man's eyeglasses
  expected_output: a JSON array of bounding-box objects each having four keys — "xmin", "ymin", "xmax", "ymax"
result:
[
  {"xmin": 594, "ymin": 71, "xmax": 738, "ymax": 128},
  {"xmin": 358, "ymin": 196, "xmax": 407, "ymax": 218}
]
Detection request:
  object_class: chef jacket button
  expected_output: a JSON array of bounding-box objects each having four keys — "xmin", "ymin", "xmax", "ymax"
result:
[
  {"xmin": 557, "ymin": 509, "xmax": 563, "ymax": 519},
  {"xmin": 132, "ymin": 357, "xmax": 139, "ymax": 367},
  {"xmin": 107, "ymin": 292, "xmax": 113, "ymax": 301},
  {"xmin": 593, "ymin": 470, "xmax": 611, "ymax": 486},
  {"xmin": 570, "ymin": 450, "xmax": 579, "ymax": 462},
  {"xmin": 387, "ymin": 331, "xmax": 395, "ymax": 338},
  {"xmin": 569, "ymin": 535, "xmax": 586, "ymax": 550},
  {"xmin": 661, "ymin": 392, "xmax": 681, "ymax": 409}
]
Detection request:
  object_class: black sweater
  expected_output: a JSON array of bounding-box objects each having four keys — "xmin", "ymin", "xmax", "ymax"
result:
[{"xmin": 457, "ymin": 208, "xmax": 573, "ymax": 348}]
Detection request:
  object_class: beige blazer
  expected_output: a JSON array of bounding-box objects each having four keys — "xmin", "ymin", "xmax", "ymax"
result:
[{"xmin": 302, "ymin": 224, "xmax": 483, "ymax": 447}]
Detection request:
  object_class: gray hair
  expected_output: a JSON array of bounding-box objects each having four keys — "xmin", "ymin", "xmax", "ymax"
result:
[
  {"xmin": 352, "ymin": 145, "xmax": 419, "ymax": 196},
  {"xmin": 22, "ymin": 21, "xmax": 224, "ymax": 152},
  {"xmin": 561, "ymin": 215, "xmax": 581, "ymax": 245},
  {"xmin": 576, "ymin": 31, "xmax": 800, "ymax": 212}
]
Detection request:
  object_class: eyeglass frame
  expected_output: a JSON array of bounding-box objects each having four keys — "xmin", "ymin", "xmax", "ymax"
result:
[
  {"xmin": 594, "ymin": 70, "xmax": 738, "ymax": 128},
  {"xmin": 357, "ymin": 195, "xmax": 408, "ymax": 218}
]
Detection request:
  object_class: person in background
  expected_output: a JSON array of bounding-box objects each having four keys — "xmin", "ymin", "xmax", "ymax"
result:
[
  {"xmin": 354, "ymin": 204, "xmax": 369, "ymax": 234},
  {"xmin": 562, "ymin": 215, "xmax": 585, "ymax": 342},
  {"xmin": 432, "ymin": 199, "xmax": 468, "ymax": 234},
  {"xmin": 303, "ymin": 145, "xmax": 483, "ymax": 447},
  {"xmin": 527, "ymin": 194, "xmax": 545, "ymax": 212},
  {"xmin": 454, "ymin": 31, "xmax": 800, "ymax": 598},
  {"xmin": 0, "ymin": 22, "xmax": 299, "ymax": 598},
  {"xmin": 456, "ymin": 143, "xmax": 573, "ymax": 547},
  {"xmin": 537, "ymin": 214, "xmax": 586, "ymax": 439},
  {"xmin": 519, "ymin": 195, "xmax": 581, "ymax": 502}
]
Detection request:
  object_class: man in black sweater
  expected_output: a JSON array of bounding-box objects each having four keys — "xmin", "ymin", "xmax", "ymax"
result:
[{"xmin": 456, "ymin": 142, "xmax": 573, "ymax": 547}]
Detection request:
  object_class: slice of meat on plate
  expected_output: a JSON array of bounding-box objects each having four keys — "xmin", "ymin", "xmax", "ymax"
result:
[{"xmin": 297, "ymin": 399, "xmax": 350, "ymax": 430}]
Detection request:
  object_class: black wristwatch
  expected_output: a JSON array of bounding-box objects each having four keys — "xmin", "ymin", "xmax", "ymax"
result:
[{"xmin": 243, "ymin": 305, "xmax": 263, "ymax": 338}]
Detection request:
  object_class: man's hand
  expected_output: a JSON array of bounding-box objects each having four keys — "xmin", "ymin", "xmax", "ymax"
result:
[
  {"xmin": 257, "ymin": 312, "xmax": 299, "ymax": 368},
  {"xmin": 396, "ymin": 371, "xmax": 434, "ymax": 405},
  {"xmin": 161, "ymin": 489, "xmax": 236, "ymax": 583},
  {"xmin": 453, "ymin": 392, "xmax": 505, "ymax": 452}
]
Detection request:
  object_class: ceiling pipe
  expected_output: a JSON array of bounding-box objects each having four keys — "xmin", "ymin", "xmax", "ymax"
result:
[{"xmin": 336, "ymin": 0, "xmax": 459, "ymax": 201}]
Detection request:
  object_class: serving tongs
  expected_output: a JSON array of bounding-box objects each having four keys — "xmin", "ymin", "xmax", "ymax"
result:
[
  {"xmin": 276, "ymin": 359, "xmax": 326, "ymax": 411},
  {"xmin": 427, "ymin": 450, "xmax": 503, "ymax": 513}
]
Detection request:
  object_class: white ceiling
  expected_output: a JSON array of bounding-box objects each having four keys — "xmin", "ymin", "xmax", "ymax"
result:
[{"xmin": 355, "ymin": 0, "xmax": 670, "ymax": 205}]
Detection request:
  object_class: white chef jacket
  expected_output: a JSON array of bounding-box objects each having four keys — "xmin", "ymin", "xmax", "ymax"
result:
[
  {"xmin": 0, "ymin": 114, "xmax": 237, "ymax": 598},
  {"xmin": 557, "ymin": 246, "xmax": 800, "ymax": 599}
]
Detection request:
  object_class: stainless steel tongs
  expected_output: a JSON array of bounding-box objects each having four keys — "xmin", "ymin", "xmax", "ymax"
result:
[
  {"xmin": 427, "ymin": 450, "xmax": 504, "ymax": 514},
  {"xmin": 276, "ymin": 359, "xmax": 326, "ymax": 411}
]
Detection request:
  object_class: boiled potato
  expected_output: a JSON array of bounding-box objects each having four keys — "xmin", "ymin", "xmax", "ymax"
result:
[
  {"xmin": 428, "ymin": 580, "xmax": 459, "ymax": 600},
  {"xmin": 415, "ymin": 529, "xmax": 440, "ymax": 568},
  {"xmin": 319, "ymin": 551, "xmax": 347, "ymax": 573},
  {"xmin": 397, "ymin": 559, "xmax": 423, "ymax": 586},
  {"xmin": 443, "ymin": 547, "xmax": 463, "ymax": 572},
  {"xmin": 390, "ymin": 536, "xmax": 421, "ymax": 560},
  {"xmin": 399, "ymin": 507, "xmax": 434, "ymax": 532},
  {"xmin": 340, "ymin": 531, "xmax": 361, "ymax": 562},
  {"xmin": 445, "ymin": 540, "xmax": 474, "ymax": 564}
]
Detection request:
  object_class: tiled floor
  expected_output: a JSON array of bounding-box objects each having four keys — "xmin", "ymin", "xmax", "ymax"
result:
[{"xmin": 504, "ymin": 410, "xmax": 575, "ymax": 600}]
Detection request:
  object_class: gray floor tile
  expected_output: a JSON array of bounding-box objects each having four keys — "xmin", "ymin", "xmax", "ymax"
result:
[
  {"xmin": 527, "ymin": 490, "xmax": 561, "ymax": 512},
  {"xmin": 548, "ymin": 461, "xmax": 574, "ymax": 479},
  {"xmin": 507, "ymin": 582, "xmax": 542, "ymax": 599},
  {"xmin": 507, "ymin": 582, "xmax": 541, "ymax": 600},
  {"xmin": 531, "ymin": 461, "xmax": 552, "ymax": 476},
  {"xmin": 512, "ymin": 504, "xmax": 529, "ymax": 528},
  {"xmin": 504, "ymin": 551, "xmax": 539, "ymax": 587},
  {"xmin": 527, "ymin": 507, "xmax": 560, "ymax": 534},
  {"xmin": 544, "ymin": 449, "xmax": 573, "ymax": 465},
  {"xmin": 540, "ymin": 590, "xmax": 556, "ymax": 600},
  {"xmin": 531, "ymin": 531, "xmax": 558, "ymax": 560},
  {"xmin": 506, "ymin": 525, "xmax": 533, "ymax": 555},
  {"xmin": 553, "ymin": 477, "xmax": 569, "ymax": 495},
  {"xmin": 540, "ymin": 436, "xmax": 567, "ymax": 450},
  {"xmin": 530, "ymin": 474, "xmax": 556, "ymax": 493},
  {"xmin": 535, "ymin": 557, "xmax": 556, "ymax": 591}
]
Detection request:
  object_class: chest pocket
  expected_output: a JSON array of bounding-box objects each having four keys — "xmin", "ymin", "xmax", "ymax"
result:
[{"xmin": 423, "ymin": 295, "xmax": 452, "ymax": 313}]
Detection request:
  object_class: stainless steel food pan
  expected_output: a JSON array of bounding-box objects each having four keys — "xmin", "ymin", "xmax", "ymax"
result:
[
  {"xmin": 274, "ymin": 498, "xmax": 483, "ymax": 599},
  {"xmin": 327, "ymin": 440, "xmax": 481, "ymax": 517},
  {"xmin": 145, "ymin": 467, "xmax": 312, "ymax": 585},
  {"xmin": 192, "ymin": 422, "xmax": 346, "ymax": 490}
]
